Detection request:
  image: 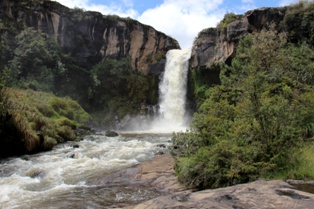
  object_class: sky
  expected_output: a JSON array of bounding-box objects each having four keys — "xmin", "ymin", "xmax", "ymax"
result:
[{"xmin": 54, "ymin": 0, "xmax": 301, "ymax": 49}]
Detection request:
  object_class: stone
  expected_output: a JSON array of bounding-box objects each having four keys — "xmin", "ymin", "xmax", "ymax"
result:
[
  {"xmin": 132, "ymin": 180, "xmax": 314, "ymax": 209},
  {"xmin": 105, "ymin": 130, "xmax": 119, "ymax": 137}
]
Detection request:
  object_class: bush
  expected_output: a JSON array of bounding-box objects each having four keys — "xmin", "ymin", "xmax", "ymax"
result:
[
  {"xmin": 171, "ymin": 28, "xmax": 314, "ymax": 189},
  {"xmin": 217, "ymin": 13, "xmax": 243, "ymax": 31}
]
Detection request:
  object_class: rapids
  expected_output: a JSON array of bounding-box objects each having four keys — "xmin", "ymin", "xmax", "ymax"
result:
[{"xmin": 0, "ymin": 132, "xmax": 171, "ymax": 208}]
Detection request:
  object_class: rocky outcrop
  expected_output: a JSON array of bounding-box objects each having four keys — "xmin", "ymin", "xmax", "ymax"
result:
[
  {"xmin": 190, "ymin": 7, "xmax": 287, "ymax": 68},
  {"xmin": 0, "ymin": 0, "xmax": 179, "ymax": 74},
  {"xmin": 132, "ymin": 180, "xmax": 314, "ymax": 209}
]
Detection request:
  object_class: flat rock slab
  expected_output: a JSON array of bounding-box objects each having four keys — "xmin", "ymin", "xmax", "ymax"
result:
[
  {"xmin": 132, "ymin": 179, "xmax": 314, "ymax": 209},
  {"xmin": 87, "ymin": 154, "xmax": 185, "ymax": 193}
]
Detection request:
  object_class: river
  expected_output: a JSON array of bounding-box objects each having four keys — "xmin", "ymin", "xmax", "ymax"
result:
[
  {"xmin": 0, "ymin": 132, "xmax": 172, "ymax": 208},
  {"xmin": 0, "ymin": 48, "xmax": 192, "ymax": 208}
]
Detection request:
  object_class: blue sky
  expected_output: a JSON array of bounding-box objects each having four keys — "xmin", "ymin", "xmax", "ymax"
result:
[{"xmin": 55, "ymin": 0, "xmax": 301, "ymax": 48}]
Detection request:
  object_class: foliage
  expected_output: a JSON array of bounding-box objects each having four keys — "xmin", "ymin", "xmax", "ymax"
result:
[
  {"xmin": 217, "ymin": 13, "xmax": 243, "ymax": 31},
  {"xmin": 0, "ymin": 25, "xmax": 152, "ymax": 129},
  {"xmin": 171, "ymin": 28, "xmax": 314, "ymax": 189},
  {"xmin": 89, "ymin": 58, "xmax": 149, "ymax": 127},
  {"xmin": 187, "ymin": 65, "xmax": 221, "ymax": 107},
  {"xmin": 7, "ymin": 28, "xmax": 64, "ymax": 92},
  {"xmin": 282, "ymin": 1, "xmax": 314, "ymax": 45},
  {"xmin": 0, "ymin": 88, "xmax": 90, "ymax": 157}
]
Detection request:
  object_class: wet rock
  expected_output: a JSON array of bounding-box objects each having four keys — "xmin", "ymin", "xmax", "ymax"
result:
[
  {"xmin": 286, "ymin": 180, "xmax": 314, "ymax": 194},
  {"xmin": 67, "ymin": 153, "xmax": 75, "ymax": 158},
  {"xmin": 71, "ymin": 144, "xmax": 80, "ymax": 148},
  {"xmin": 21, "ymin": 156, "xmax": 30, "ymax": 161},
  {"xmin": 87, "ymin": 154, "xmax": 184, "ymax": 194},
  {"xmin": 26, "ymin": 169, "xmax": 45, "ymax": 179},
  {"xmin": 105, "ymin": 131, "xmax": 119, "ymax": 137},
  {"xmin": 276, "ymin": 189, "xmax": 310, "ymax": 200},
  {"xmin": 156, "ymin": 144, "xmax": 166, "ymax": 148}
]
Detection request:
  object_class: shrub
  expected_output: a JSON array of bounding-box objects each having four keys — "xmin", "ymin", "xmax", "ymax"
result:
[
  {"xmin": 217, "ymin": 13, "xmax": 243, "ymax": 31},
  {"xmin": 171, "ymin": 27, "xmax": 314, "ymax": 189}
]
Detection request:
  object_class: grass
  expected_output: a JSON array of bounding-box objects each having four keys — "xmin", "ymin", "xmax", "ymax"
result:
[
  {"xmin": 0, "ymin": 88, "xmax": 90, "ymax": 154},
  {"xmin": 261, "ymin": 141, "xmax": 314, "ymax": 180},
  {"xmin": 289, "ymin": 142, "xmax": 314, "ymax": 179}
]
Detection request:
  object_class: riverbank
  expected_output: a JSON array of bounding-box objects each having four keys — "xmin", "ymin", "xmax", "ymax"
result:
[{"xmin": 109, "ymin": 154, "xmax": 314, "ymax": 209}]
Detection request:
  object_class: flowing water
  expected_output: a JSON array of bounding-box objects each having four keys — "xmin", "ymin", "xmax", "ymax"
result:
[
  {"xmin": 0, "ymin": 49, "xmax": 191, "ymax": 208},
  {"xmin": 151, "ymin": 48, "xmax": 192, "ymax": 132},
  {"xmin": 0, "ymin": 132, "xmax": 171, "ymax": 208}
]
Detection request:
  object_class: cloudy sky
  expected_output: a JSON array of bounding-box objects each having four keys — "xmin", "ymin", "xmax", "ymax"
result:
[{"xmin": 54, "ymin": 0, "xmax": 300, "ymax": 48}]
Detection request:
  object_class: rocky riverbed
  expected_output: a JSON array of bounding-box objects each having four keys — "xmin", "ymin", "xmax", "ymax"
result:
[{"xmin": 110, "ymin": 154, "xmax": 314, "ymax": 209}]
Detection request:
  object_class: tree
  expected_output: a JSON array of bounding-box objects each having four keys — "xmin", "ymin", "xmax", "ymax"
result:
[{"xmin": 8, "ymin": 28, "xmax": 62, "ymax": 91}]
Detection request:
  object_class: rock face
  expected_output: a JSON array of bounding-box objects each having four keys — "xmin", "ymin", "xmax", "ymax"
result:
[
  {"xmin": 0, "ymin": 0, "xmax": 179, "ymax": 74},
  {"xmin": 190, "ymin": 7, "xmax": 287, "ymax": 68}
]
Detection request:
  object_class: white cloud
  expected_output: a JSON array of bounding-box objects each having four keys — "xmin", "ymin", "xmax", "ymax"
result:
[
  {"xmin": 54, "ymin": 0, "xmax": 138, "ymax": 18},
  {"xmin": 138, "ymin": 0, "xmax": 225, "ymax": 48},
  {"xmin": 279, "ymin": 0, "xmax": 299, "ymax": 6},
  {"xmin": 122, "ymin": 0, "xmax": 134, "ymax": 8}
]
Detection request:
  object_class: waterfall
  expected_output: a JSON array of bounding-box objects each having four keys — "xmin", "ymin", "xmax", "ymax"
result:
[
  {"xmin": 155, "ymin": 48, "xmax": 191, "ymax": 131},
  {"xmin": 122, "ymin": 48, "xmax": 191, "ymax": 133}
]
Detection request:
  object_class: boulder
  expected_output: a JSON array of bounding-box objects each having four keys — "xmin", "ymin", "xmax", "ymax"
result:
[{"xmin": 105, "ymin": 130, "xmax": 119, "ymax": 137}]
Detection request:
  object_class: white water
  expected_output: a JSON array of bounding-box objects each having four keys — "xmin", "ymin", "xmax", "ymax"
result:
[
  {"xmin": 0, "ymin": 133, "xmax": 171, "ymax": 209},
  {"xmin": 151, "ymin": 48, "xmax": 192, "ymax": 132},
  {"xmin": 0, "ymin": 49, "xmax": 192, "ymax": 208}
]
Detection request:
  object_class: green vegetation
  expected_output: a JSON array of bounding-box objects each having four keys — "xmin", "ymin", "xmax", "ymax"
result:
[
  {"xmin": 0, "ymin": 0, "xmax": 163, "ymax": 157},
  {"xmin": 171, "ymin": 27, "xmax": 314, "ymax": 190},
  {"xmin": 0, "ymin": 25, "xmax": 150, "ymax": 129},
  {"xmin": 217, "ymin": 13, "xmax": 243, "ymax": 31},
  {"xmin": 0, "ymin": 88, "xmax": 90, "ymax": 157},
  {"xmin": 282, "ymin": 1, "xmax": 314, "ymax": 45},
  {"xmin": 89, "ymin": 58, "xmax": 149, "ymax": 127}
]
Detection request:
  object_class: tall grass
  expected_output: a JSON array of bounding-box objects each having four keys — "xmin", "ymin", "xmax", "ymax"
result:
[
  {"xmin": 0, "ymin": 88, "xmax": 90, "ymax": 154},
  {"xmin": 261, "ymin": 142, "xmax": 314, "ymax": 180}
]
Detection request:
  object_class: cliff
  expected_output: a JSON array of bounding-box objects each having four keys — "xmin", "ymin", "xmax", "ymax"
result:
[
  {"xmin": 0, "ymin": 0, "xmax": 179, "ymax": 74},
  {"xmin": 190, "ymin": 7, "xmax": 287, "ymax": 68}
]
